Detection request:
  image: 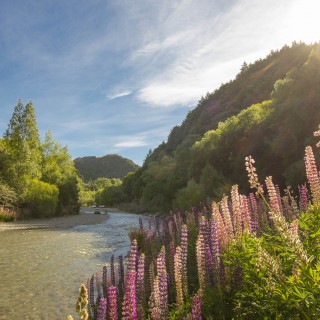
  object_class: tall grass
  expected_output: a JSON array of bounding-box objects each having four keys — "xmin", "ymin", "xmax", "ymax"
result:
[
  {"xmin": 0, "ymin": 206, "xmax": 16, "ymax": 222},
  {"xmin": 68, "ymin": 126, "xmax": 320, "ymax": 319}
]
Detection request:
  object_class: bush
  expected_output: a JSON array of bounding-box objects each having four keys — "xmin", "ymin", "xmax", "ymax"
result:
[{"xmin": 22, "ymin": 179, "xmax": 59, "ymax": 218}]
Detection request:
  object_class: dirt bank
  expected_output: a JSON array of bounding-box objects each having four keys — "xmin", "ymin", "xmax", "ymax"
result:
[{"xmin": 0, "ymin": 207, "xmax": 116, "ymax": 231}]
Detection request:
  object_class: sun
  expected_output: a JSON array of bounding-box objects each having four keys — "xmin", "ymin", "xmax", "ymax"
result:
[{"xmin": 282, "ymin": 0, "xmax": 320, "ymax": 44}]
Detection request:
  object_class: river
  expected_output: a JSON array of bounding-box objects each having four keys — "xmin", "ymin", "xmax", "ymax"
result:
[{"xmin": 0, "ymin": 211, "xmax": 148, "ymax": 320}]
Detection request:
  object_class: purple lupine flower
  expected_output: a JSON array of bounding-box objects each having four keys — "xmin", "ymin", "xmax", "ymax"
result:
[
  {"xmin": 118, "ymin": 255, "xmax": 125, "ymax": 297},
  {"xmin": 249, "ymin": 192, "xmax": 259, "ymax": 232},
  {"xmin": 122, "ymin": 271, "xmax": 137, "ymax": 320},
  {"xmin": 136, "ymin": 253, "xmax": 145, "ymax": 319},
  {"xmin": 174, "ymin": 246, "xmax": 183, "ymax": 304},
  {"xmin": 89, "ymin": 274, "xmax": 95, "ymax": 316},
  {"xmin": 299, "ymin": 185, "xmax": 309, "ymax": 212},
  {"xmin": 231, "ymin": 185, "xmax": 242, "ymax": 237},
  {"xmin": 108, "ymin": 286, "xmax": 118, "ymax": 320},
  {"xmin": 97, "ymin": 297, "xmax": 107, "ymax": 320},
  {"xmin": 191, "ymin": 293, "xmax": 202, "ymax": 320},
  {"xmin": 198, "ymin": 216, "xmax": 214, "ymax": 286},
  {"xmin": 180, "ymin": 224, "xmax": 188, "ymax": 297},
  {"xmin": 102, "ymin": 265, "xmax": 108, "ymax": 298},
  {"xmin": 139, "ymin": 217, "xmax": 144, "ymax": 230},
  {"xmin": 111, "ymin": 255, "xmax": 116, "ymax": 286},
  {"xmin": 156, "ymin": 246, "xmax": 169, "ymax": 319},
  {"xmin": 240, "ymin": 195, "xmax": 252, "ymax": 233},
  {"xmin": 95, "ymin": 272, "xmax": 101, "ymax": 298}
]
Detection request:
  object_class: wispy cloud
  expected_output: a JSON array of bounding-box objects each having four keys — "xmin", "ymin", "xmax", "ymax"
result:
[
  {"xmin": 120, "ymin": 0, "xmax": 315, "ymax": 108},
  {"xmin": 1, "ymin": 0, "xmax": 319, "ymax": 165},
  {"xmin": 114, "ymin": 137, "xmax": 148, "ymax": 148},
  {"xmin": 107, "ymin": 90, "xmax": 133, "ymax": 100}
]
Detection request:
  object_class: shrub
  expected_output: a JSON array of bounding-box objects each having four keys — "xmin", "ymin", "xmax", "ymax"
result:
[{"xmin": 22, "ymin": 179, "xmax": 59, "ymax": 218}]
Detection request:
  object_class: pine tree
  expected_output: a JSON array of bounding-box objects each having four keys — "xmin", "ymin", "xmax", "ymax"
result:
[{"xmin": 3, "ymin": 100, "xmax": 42, "ymax": 189}]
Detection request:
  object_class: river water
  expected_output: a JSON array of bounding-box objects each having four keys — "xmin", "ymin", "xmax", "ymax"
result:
[{"xmin": 0, "ymin": 211, "xmax": 147, "ymax": 320}]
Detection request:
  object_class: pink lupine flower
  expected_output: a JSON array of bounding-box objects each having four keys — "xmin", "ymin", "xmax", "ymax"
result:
[
  {"xmin": 156, "ymin": 246, "xmax": 169, "ymax": 319},
  {"xmin": 212, "ymin": 202, "xmax": 228, "ymax": 249},
  {"xmin": 210, "ymin": 216, "xmax": 220, "ymax": 272},
  {"xmin": 97, "ymin": 297, "xmax": 107, "ymax": 320},
  {"xmin": 240, "ymin": 195, "xmax": 252, "ymax": 233},
  {"xmin": 249, "ymin": 193, "xmax": 259, "ymax": 232},
  {"xmin": 304, "ymin": 146, "xmax": 320, "ymax": 203},
  {"xmin": 191, "ymin": 293, "xmax": 202, "ymax": 320},
  {"xmin": 180, "ymin": 224, "xmax": 188, "ymax": 296},
  {"xmin": 108, "ymin": 286, "xmax": 118, "ymax": 320},
  {"xmin": 122, "ymin": 271, "xmax": 137, "ymax": 320},
  {"xmin": 221, "ymin": 196, "xmax": 234, "ymax": 242},
  {"xmin": 314, "ymin": 124, "xmax": 320, "ymax": 148},
  {"xmin": 128, "ymin": 239, "xmax": 138, "ymax": 273},
  {"xmin": 150, "ymin": 277, "xmax": 161, "ymax": 320},
  {"xmin": 137, "ymin": 253, "xmax": 145, "ymax": 319},
  {"xmin": 245, "ymin": 155, "xmax": 264, "ymax": 194},
  {"xmin": 265, "ymin": 176, "xmax": 282, "ymax": 214},
  {"xmin": 231, "ymin": 185, "xmax": 242, "ymax": 237},
  {"xmin": 174, "ymin": 246, "xmax": 183, "ymax": 304},
  {"xmin": 298, "ymin": 185, "xmax": 309, "ymax": 211},
  {"xmin": 196, "ymin": 232, "xmax": 206, "ymax": 290}
]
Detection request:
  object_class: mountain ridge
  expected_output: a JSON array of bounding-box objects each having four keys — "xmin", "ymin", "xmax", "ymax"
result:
[{"xmin": 74, "ymin": 154, "xmax": 139, "ymax": 181}]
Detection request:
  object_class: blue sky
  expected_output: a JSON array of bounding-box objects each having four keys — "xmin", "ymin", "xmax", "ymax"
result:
[{"xmin": 0, "ymin": 0, "xmax": 319, "ymax": 165}]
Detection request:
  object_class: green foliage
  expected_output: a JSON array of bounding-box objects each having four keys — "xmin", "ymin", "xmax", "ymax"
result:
[
  {"xmin": 22, "ymin": 179, "xmax": 59, "ymax": 218},
  {"xmin": 41, "ymin": 130, "xmax": 80, "ymax": 215},
  {"xmin": 299, "ymin": 205, "xmax": 320, "ymax": 258},
  {"xmin": 173, "ymin": 179, "xmax": 205, "ymax": 211},
  {"xmin": 0, "ymin": 103, "xmax": 80, "ymax": 218},
  {"xmin": 2, "ymin": 100, "xmax": 42, "ymax": 190},
  {"xmin": 223, "ymin": 209, "xmax": 320, "ymax": 320},
  {"xmin": 0, "ymin": 182, "xmax": 17, "ymax": 207}
]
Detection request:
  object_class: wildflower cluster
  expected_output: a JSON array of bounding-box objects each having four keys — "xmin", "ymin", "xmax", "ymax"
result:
[{"xmin": 68, "ymin": 125, "xmax": 320, "ymax": 319}]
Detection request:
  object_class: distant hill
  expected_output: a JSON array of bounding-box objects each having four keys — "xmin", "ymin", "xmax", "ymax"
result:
[{"xmin": 74, "ymin": 154, "xmax": 139, "ymax": 181}]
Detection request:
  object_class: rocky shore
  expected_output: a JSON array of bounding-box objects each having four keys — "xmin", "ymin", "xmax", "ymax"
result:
[{"xmin": 0, "ymin": 207, "xmax": 113, "ymax": 231}]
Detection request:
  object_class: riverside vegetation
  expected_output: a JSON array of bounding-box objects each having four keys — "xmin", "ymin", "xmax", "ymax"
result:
[
  {"xmin": 0, "ymin": 100, "xmax": 80, "ymax": 221},
  {"xmin": 67, "ymin": 124, "xmax": 320, "ymax": 319}
]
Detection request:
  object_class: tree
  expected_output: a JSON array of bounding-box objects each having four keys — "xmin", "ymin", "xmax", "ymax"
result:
[
  {"xmin": 41, "ymin": 130, "xmax": 80, "ymax": 215},
  {"xmin": 3, "ymin": 100, "xmax": 42, "ymax": 189}
]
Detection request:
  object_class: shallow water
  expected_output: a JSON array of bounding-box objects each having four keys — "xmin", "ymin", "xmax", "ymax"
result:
[{"xmin": 0, "ymin": 211, "xmax": 147, "ymax": 320}]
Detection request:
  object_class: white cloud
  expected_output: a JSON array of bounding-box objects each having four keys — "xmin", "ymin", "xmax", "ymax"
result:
[
  {"xmin": 107, "ymin": 90, "xmax": 133, "ymax": 100},
  {"xmin": 115, "ymin": 138, "xmax": 148, "ymax": 148},
  {"xmin": 122, "ymin": 0, "xmax": 318, "ymax": 108}
]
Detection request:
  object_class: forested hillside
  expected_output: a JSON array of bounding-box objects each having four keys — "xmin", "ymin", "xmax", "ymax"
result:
[
  {"xmin": 111, "ymin": 42, "xmax": 320, "ymax": 212},
  {"xmin": 74, "ymin": 154, "xmax": 139, "ymax": 181},
  {"xmin": 0, "ymin": 100, "xmax": 80, "ymax": 219}
]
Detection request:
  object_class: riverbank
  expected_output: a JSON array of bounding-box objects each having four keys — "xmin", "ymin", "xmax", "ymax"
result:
[{"xmin": 0, "ymin": 207, "xmax": 116, "ymax": 231}]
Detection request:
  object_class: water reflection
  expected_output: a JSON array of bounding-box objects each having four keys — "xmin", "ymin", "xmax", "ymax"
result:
[{"xmin": 0, "ymin": 211, "xmax": 147, "ymax": 320}]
